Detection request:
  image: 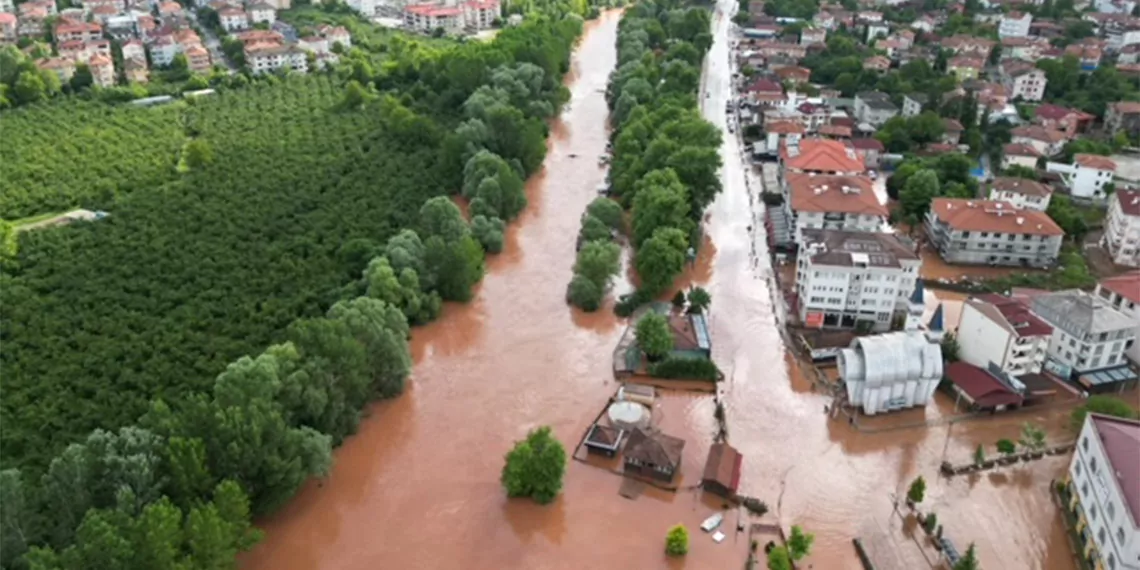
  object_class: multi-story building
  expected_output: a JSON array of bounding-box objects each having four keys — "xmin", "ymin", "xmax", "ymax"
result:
[
  {"xmin": 346, "ymin": 0, "xmax": 376, "ymax": 17},
  {"xmin": 948, "ymin": 55, "xmax": 984, "ymax": 81},
  {"xmin": 1012, "ymin": 125, "xmax": 1068, "ymax": 157},
  {"xmin": 854, "ymin": 91, "xmax": 898, "ymax": 126},
  {"xmin": 1065, "ymin": 414, "xmax": 1140, "ymax": 570},
  {"xmin": 784, "ymin": 173, "xmax": 887, "ymax": 243},
  {"xmin": 36, "ymin": 57, "xmax": 75, "ymax": 82},
  {"xmin": 780, "ymin": 137, "xmax": 866, "ymax": 176},
  {"xmin": 245, "ymin": 44, "xmax": 306, "ymax": 74},
  {"xmin": 1103, "ymin": 189, "xmax": 1140, "ymax": 268},
  {"xmin": 0, "ymin": 13, "xmax": 15, "ymax": 42},
  {"xmin": 1064, "ymin": 154, "xmax": 1117, "ymax": 200},
  {"xmin": 902, "ymin": 93, "xmax": 926, "ymax": 117},
  {"xmin": 956, "ymin": 294, "xmax": 1052, "ymax": 376},
  {"xmin": 218, "ymin": 7, "xmax": 248, "ymax": 32},
  {"xmin": 1094, "ymin": 272, "xmax": 1140, "ymax": 364},
  {"xmin": 1032, "ymin": 289, "xmax": 1136, "ymax": 385},
  {"xmin": 403, "ymin": 3, "xmax": 463, "ymax": 33},
  {"xmin": 1002, "ymin": 143, "xmax": 1041, "ymax": 171},
  {"xmin": 1001, "ymin": 61, "xmax": 1046, "ymax": 102},
  {"xmin": 148, "ymin": 35, "xmax": 180, "ymax": 67},
  {"xmin": 795, "ymin": 229, "xmax": 920, "ymax": 332},
  {"xmin": 123, "ymin": 56, "xmax": 148, "ymax": 83},
  {"xmin": 999, "ymin": 11, "xmax": 1032, "ymax": 38},
  {"xmin": 184, "ymin": 44, "xmax": 211, "ymax": 74},
  {"xmin": 837, "ymin": 308, "xmax": 945, "ymax": 415},
  {"xmin": 925, "ymin": 198, "xmax": 1064, "ymax": 267},
  {"xmin": 987, "ymin": 177, "xmax": 1053, "ymax": 211},
  {"xmin": 1106, "ymin": 101, "xmax": 1140, "ymax": 138},
  {"xmin": 1034, "ymin": 103, "xmax": 1094, "ymax": 139},
  {"xmin": 54, "ymin": 20, "xmax": 102, "ymax": 42},
  {"xmin": 88, "ymin": 53, "xmax": 114, "ymax": 86},
  {"xmin": 463, "ymin": 0, "xmax": 498, "ymax": 29}
]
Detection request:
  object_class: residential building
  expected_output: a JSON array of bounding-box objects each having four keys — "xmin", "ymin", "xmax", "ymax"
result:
[
  {"xmin": 999, "ymin": 11, "xmax": 1032, "ymax": 38},
  {"xmin": 87, "ymin": 53, "xmax": 114, "ymax": 87},
  {"xmin": 1034, "ymin": 104, "xmax": 1095, "ymax": 139},
  {"xmin": 1066, "ymin": 414, "xmax": 1140, "ymax": 570},
  {"xmin": 0, "ymin": 0, "xmax": 12, "ymax": 11},
  {"xmin": 463, "ymin": 0, "xmax": 499, "ymax": 30},
  {"xmin": 849, "ymin": 138, "xmax": 883, "ymax": 168},
  {"xmin": 218, "ymin": 7, "xmax": 248, "ymax": 31},
  {"xmin": 1065, "ymin": 42, "xmax": 1103, "ymax": 71},
  {"xmin": 925, "ymin": 198, "xmax": 1064, "ymax": 267},
  {"xmin": 148, "ymin": 35, "xmax": 179, "ymax": 67},
  {"xmin": 36, "ymin": 57, "xmax": 75, "ymax": 82},
  {"xmin": 763, "ymin": 120, "xmax": 804, "ymax": 156},
  {"xmin": 0, "ymin": 13, "xmax": 15, "ymax": 42},
  {"xmin": 902, "ymin": 93, "xmax": 926, "ymax": 117},
  {"xmin": 942, "ymin": 118, "xmax": 964, "ymax": 145},
  {"xmin": 743, "ymin": 77, "xmax": 786, "ymax": 107},
  {"xmin": 988, "ymin": 177, "xmax": 1053, "ymax": 211},
  {"xmin": 956, "ymin": 294, "xmax": 1052, "ymax": 375},
  {"xmin": 184, "ymin": 44, "xmax": 210, "ymax": 74},
  {"xmin": 1095, "ymin": 272, "xmax": 1140, "ymax": 364},
  {"xmin": 1011, "ymin": 125, "xmax": 1067, "ymax": 157},
  {"xmin": 863, "ymin": 55, "xmax": 890, "ymax": 72},
  {"xmin": 345, "ymin": 0, "xmax": 376, "ymax": 16},
  {"xmin": 838, "ymin": 324, "xmax": 945, "ymax": 415},
  {"xmin": 54, "ymin": 20, "xmax": 102, "ymax": 42},
  {"xmin": 121, "ymin": 38, "xmax": 145, "ymax": 61},
  {"xmin": 780, "ymin": 137, "xmax": 866, "ymax": 176},
  {"xmin": 623, "ymin": 427, "xmax": 684, "ymax": 483},
  {"xmin": 774, "ymin": 65, "xmax": 811, "ymax": 84},
  {"xmin": 245, "ymin": 44, "xmax": 306, "ymax": 74},
  {"xmin": 1001, "ymin": 60, "xmax": 1046, "ymax": 102},
  {"xmin": 853, "ymin": 91, "xmax": 898, "ymax": 126},
  {"xmin": 1103, "ymin": 189, "xmax": 1140, "ymax": 268},
  {"xmin": 1106, "ymin": 101, "xmax": 1140, "ymax": 138},
  {"xmin": 1057, "ymin": 154, "xmax": 1117, "ymax": 200},
  {"xmin": 701, "ymin": 443, "xmax": 743, "ymax": 498},
  {"xmin": 911, "ymin": 15, "xmax": 935, "ymax": 33},
  {"xmin": 123, "ymin": 56, "xmax": 148, "ymax": 83},
  {"xmin": 785, "ymin": 174, "xmax": 888, "ymax": 243},
  {"xmin": 795, "ymin": 229, "xmax": 919, "ymax": 331},
  {"xmin": 948, "ymin": 55, "xmax": 984, "ymax": 81},
  {"xmin": 404, "ymin": 4, "xmax": 463, "ymax": 33},
  {"xmin": 315, "ymin": 24, "xmax": 350, "ymax": 49},
  {"xmin": 1032, "ymin": 289, "xmax": 1136, "ymax": 386},
  {"xmin": 941, "ymin": 34, "xmax": 995, "ymax": 59},
  {"xmin": 1003, "ymin": 143, "xmax": 1041, "ymax": 171},
  {"xmin": 800, "ymin": 26, "xmax": 826, "ymax": 46},
  {"xmin": 943, "ymin": 362, "xmax": 1028, "ymax": 412},
  {"xmin": 247, "ymin": 2, "xmax": 275, "ymax": 24}
]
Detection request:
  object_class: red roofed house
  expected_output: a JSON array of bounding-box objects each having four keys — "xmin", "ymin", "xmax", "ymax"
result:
[
  {"xmin": 944, "ymin": 361, "xmax": 1025, "ymax": 411},
  {"xmin": 1066, "ymin": 414, "xmax": 1140, "ymax": 570},
  {"xmin": 1011, "ymin": 125, "xmax": 1068, "ymax": 157},
  {"xmin": 37, "ymin": 57, "xmax": 76, "ymax": 82},
  {"xmin": 780, "ymin": 137, "xmax": 865, "ymax": 175},
  {"xmin": 784, "ymin": 172, "xmax": 886, "ymax": 243},
  {"xmin": 87, "ymin": 53, "xmax": 114, "ymax": 87},
  {"xmin": 1033, "ymin": 104, "xmax": 1094, "ymax": 139},
  {"xmin": 863, "ymin": 55, "xmax": 890, "ymax": 71},
  {"xmin": 1062, "ymin": 154, "xmax": 1118, "ymax": 199},
  {"xmin": 0, "ymin": 13, "xmax": 17, "ymax": 43},
  {"xmin": 942, "ymin": 118, "xmax": 964, "ymax": 145},
  {"xmin": 744, "ymin": 77, "xmax": 786, "ymax": 107},
  {"xmin": 1094, "ymin": 270, "xmax": 1140, "ymax": 363},
  {"xmin": 957, "ymin": 294, "xmax": 1052, "ymax": 375},
  {"xmin": 925, "ymin": 198, "xmax": 1064, "ymax": 267},
  {"xmin": 774, "ymin": 65, "xmax": 810, "ymax": 84},
  {"xmin": 848, "ymin": 137, "xmax": 883, "ymax": 168},
  {"xmin": 764, "ymin": 120, "xmax": 804, "ymax": 154},
  {"xmin": 701, "ymin": 443, "xmax": 743, "ymax": 498},
  {"xmin": 54, "ymin": 20, "xmax": 102, "ymax": 42},
  {"xmin": 1106, "ymin": 101, "xmax": 1140, "ymax": 138},
  {"xmin": 948, "ymin": 55, "xmax": 984, "ymax": 81},
  {"xmin": 1103, "ymin": 190, "xmax": 1140, "ymax": 268},
  {"xmin": 1002, "ymin": 142, "xmax": 1041, "ymax": 171},
  {"xmin": 987, "ymin": 176, "xmax": 1052, "ymax": 211}
]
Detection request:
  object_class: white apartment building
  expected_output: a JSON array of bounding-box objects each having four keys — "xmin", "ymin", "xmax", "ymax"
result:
[
  {"xmin": 346, "ymin": 0, "xmax": 376, "ymax": 17},
  {"xmin": 245, "ymin": 45, "xmax": 306, "ymax": 74},
  {"xmin": 1095, "ymin": 272, "xmax": 1140, "ymax": 364},
  {"xmin": 1004, "ymin": 65, "xmax": 1046, "ymax": 102},
  {"xmin": 988, "ymin": 177, "xmax": 1053, "ymax": 211},
  {"xmin": 1031, "ymin": 290, "xmax": 1136, "ymax": 384},
  {"xmin": 0, "ymin": 0, "xmax": 13, "ymax": 12},
  {"xmin": 218, "ymin": 8, "xmax": 248, "ymax": 32},
  {"xmin": 148, "ymin": 36, "xmax": 180, "ymax": 67},
  {"xmin": 925, "ymin": 198, "xmax": 1065, "ymax": 267},
  {"xmin": 999, "ymin": 11, "xmax": 1032, "ymax": 38},
  {"xmin": 795, "ymin": 229, "xmax": 920, "ymax": 332},
  {"xmin": 784, "ymin": 173, "xmax": 888, "ymax": 244},
  {"xmin": 247, "ymin": 2, "xmax": 275, "ymax": 25},
  {"xmin": 956, "ymin": 294, "xmax": 1052, "ymax": 376},
  {"xmin": 1067, "ymin": 413, "xmax": 1140, "ymax": 570},
  {"xmin": 1050, "ymin": 154, "xmax": 1118, "ymax": 200},
  {"xmin": 1103, "ymin": 189, "xmax": 1140, "ymax": 268},
  {"xmin": 403, "ymin": 3, "xmax": 463, "ymax": 33}
]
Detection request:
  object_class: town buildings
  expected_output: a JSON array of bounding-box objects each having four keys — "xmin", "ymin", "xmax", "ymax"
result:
[
  {"xmin": 403, "ymin": 0, "xmax": 500, "ymax": 33},
  {"xmin": 1103, "ymin": 189, "xmax": 1140, "ymax": 268},
  {"xmin": 956, "ymin": 294, "xmax": 1052, "ymax": 375},
  {"xmin": 1056, "ymin": 154, "xmax": 1118, "ymax": 200},
  {"xmin": 1034, "ymin": 104, "xmax": 1094, "ymax": 139},
  {"xmin": 246, "ymin": 44, "xmax": 306, "ymax": 74},
  {"xmin": 1002, "ymin": 143, "xmax": 1041, "ymax": 170},
  {"xmin": 1094, "ymin": 272, "xmax": 1140, "ymax": 364},
  {"xmin": 1106, "ymin": 101, "xmax": 1140, "ymax": 138},
  {"xmin": 795, "ymin": 229, "xmax": 920, "ymax": 332},
  {"xmin": 999, "ymin": 11, "xmax": 1032, "ymax": 38},
  {"xmin": 784, "ymin": 173, "xmax": 887, "ymax": 243},
  {"xmin": 623, "ymin": 427, "xmax": 684, "ymax": 483},
  {"xmin": 1031, "ymin": 290, "xmax": 1137, "ymax": 388},
  {"xmin": 987, "ymin": 177, "xmax": 1053, "ymax": 211},
  {"xmin": 925, "ymin": 198, "xmax": 1064, "ymax": 267},
  {"xmin": 780, "ymin": 138, "xmax": 866, "ymax": 176},
  {"xmin": 1000, "ymin": 60, "xmax": 1046, "ymax": 102},
  {"xmin": 902, "ymin": 93, "xmax": 927, "ymax": 117},
  {"xmin": 854, "ymin": 91, "xmax": 898, "ymax": 126},
  {"xmin": 1066, "ymin": 414, "xmax": 1140, "ymax": 570},
  {"xmin": 1012, "ymin": 125, "xmax": 1067, "ymax": 157}
]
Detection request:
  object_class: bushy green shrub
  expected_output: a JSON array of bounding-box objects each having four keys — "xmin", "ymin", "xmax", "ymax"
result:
[{"xmin": 648, "ymin": 356, "xmax": 720, "ymax": 381}]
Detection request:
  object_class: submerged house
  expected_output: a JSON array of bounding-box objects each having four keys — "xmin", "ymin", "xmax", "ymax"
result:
[
  {"xmin": 667, "ymin": 312, "xmax": 712, "ymax": 360},
  {"xmin": 838, "ymin": 298, "xmax": 945, "ymax": 415},
  {"xmin": 584, "ymin": 424, "xmax": 625, "ymax": 458},
  {"xmin": 623, "ymin": 427, "xmax": 685, "ymax": 483},
  {"xmin": 701, "ymin": 442, "xmax": 743, "ymax": 498}
]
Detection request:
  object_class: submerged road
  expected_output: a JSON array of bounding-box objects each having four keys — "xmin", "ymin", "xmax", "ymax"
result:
[{"xmin": 242, "ymin": 6, "xmax": 1078, "ymax": 570}]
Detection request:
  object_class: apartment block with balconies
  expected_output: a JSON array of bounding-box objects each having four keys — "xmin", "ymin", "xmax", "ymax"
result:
[
  {"xmin": 925, "ymin": 198, "xmax": 1064, "ymax": 268},
  {"xmin": 1065, "ymin": 414, "xmax": 1140, "ymax": 570}
]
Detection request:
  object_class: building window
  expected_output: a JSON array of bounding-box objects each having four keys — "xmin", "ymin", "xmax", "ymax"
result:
[
  {"xmin": 1098, "ymin": 527, "xmax": 1106, "ymax": 545},
  {"xmin": 1107, "ymin": 503, "xmax": 1115, "ymax": 520},
  {"xmin": 1117, "ymin": 527, "xmax": 1125, "ymax": 544},
  {"xmin": 1091, "ymin": 504, "xmax": 1098, "ymax": 520},
  {"xmin": 1075, "ymin": 461, "xmax": 1082, "ymax": 476},
  {"xmin": 1082, "ymin": 482, "xmax": 1089, "ymax": 497},
  {"xmin": 1091, "ymin": 457, "xmax": 1098, "ymax": 473}
]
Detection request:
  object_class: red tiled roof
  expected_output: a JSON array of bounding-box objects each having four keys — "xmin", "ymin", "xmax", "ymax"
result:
[
  {"xmin": 943, "ymin": 118, "xmax": 964, "ymax": 132},
  {"xmin": 1111, "ymin": 101, "xmax": 1140, "ymax": 115},
  {"xmin": 702, "ymin": 443, "xmax": 743, "ymax": 493},
  {"xmin": 1003, "ymin": 142, "xmax": 1041, "ymax": 157},
  {"xmin": 1034, "ymin": 103, "xmax": 1092, "ymax": 122},
  {"xmin": 818, "ymin": 124, "xmax": 851, "ymax": 137},
  {"xmin": 849, "ymin": 138, "xmax": 884, "ymax": 151},
  {"xmin": 931, "ymin": 198, "xmax": 1064, "ymax": 236},
  {"xmin": 0, "ymin": 13, "xmax": 14, "ymax": 24},
  {"xmin": 946, "ymin": 362, "xmax": 1024, "ymax": 408},
  {"xmin": 1114, "ymin": 188, "xmax": 1140, "ymax": 217},
  {"xmin": 1012, "ymin": 125, "xmax": 1067, "ymax": 143},
  {"xmin": 787, "ymin": 173, "xmax": 886, "ymax": 216},
  {"xmin": 1075, "ymin": 153, "xmax": 1116, "ymax": 171},
  {"xmin": 766, "ymin": 120, "xmax": 805, "ymax": 135},
  {"xmin": 782, "ymin": 138, "xmax": 865, "ymax": 173},
  {"xmin": 990, "ymin": 176, "xmax": 1052, "ymax": 197},
  {"xmin": 746, "ymin": 78, "xmax": 784, "ymax": 93},
  {"xmin": 971, "ymin": 294, "xmax": 1053, "ymax": 337},
  {"xmin": 1089, "ymin": 414, "xmax": 1140, "ymax": 523},
  {"xmin": 1099, "ymin": 271, "xmax": 1140, "ymax": 304}
]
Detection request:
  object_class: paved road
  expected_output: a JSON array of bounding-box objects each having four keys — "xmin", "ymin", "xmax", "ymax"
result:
[{"xmin": 192, "ymin": 12, "xmax": 237, "ymax": 73}]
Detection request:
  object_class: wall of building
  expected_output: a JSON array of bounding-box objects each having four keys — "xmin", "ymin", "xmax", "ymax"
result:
[
  {"xmin": 1068, "ymin": 419, "xmax": 1140, "ymax": 570},
  {"xmin": 956, "ymin": 303, "xmax": 1012, "ymax": 371}
]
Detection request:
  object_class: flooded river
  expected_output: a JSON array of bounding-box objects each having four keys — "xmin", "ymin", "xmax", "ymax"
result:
[{"xmin": 243, "ymin": 6, "xmax": 1078, "ymax": 570}]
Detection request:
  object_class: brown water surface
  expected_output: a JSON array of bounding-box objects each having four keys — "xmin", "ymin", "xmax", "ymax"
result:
[{"xmin": 242, "ymin": 6, "xmax": 1078, "ymax": 569}]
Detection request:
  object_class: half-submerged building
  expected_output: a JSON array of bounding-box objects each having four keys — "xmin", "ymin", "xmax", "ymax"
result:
[{"xmin": 837, "ymin": 286, "xmax": 945, "ymax": 415}]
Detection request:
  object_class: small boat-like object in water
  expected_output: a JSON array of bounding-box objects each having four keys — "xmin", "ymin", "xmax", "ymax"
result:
[{"xmin": 700, "ymin": 512, "xmax": 724, "ymax": 532}]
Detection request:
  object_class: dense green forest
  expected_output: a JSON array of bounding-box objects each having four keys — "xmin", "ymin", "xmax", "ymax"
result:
[
  {"xmin": 0, "ymin": 101, "xmax": 185, "ymax": 219},
  {"xmin": 0, "ymin": 4, "xmax": 586, "ymax": 567},
  {"xmin": 603, "ymin": 0, "xmax": 721, "ymax": 313}
]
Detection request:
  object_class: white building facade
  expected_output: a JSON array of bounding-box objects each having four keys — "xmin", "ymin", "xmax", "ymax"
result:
[
  {"xmin": 1103, "ymin": 189, "xmax": 1140, "ymax": 268},
  {"xmin": 1066, "ymin": 414, "xmax": 1140, "ymax": 570},
  {"xmin": 838, "ymin": 326, "xmax": 944, "ymax": 415},
  {"xmin": 998, "ymin": 11, "xmax": 1032, "ymax": 38},
  {"xmin": 988, "ymin": 177, "xmax": 1053, "ymax": 211},
  {"xmin": 956, "ymin": 295, "xmax": 1052, "ymax": 376},
  {"xmin": 1032, "ymin": 290, "xmax": 1137, "ymax": 381}
]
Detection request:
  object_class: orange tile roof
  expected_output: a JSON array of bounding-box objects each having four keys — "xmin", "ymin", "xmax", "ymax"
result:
[
  {"xmin": 1099, "ymin": 271, "xmax": 1140, "ymax": 304},
  {"xmin": 1074, "ymin": 153, "xmax": 1116, "ymax": 171},
  {"xmin": 990, "ymin": 176, "xmax": 1052, "ymax": 197},
  {"xmin": 781, "ymin": 138, "xmax": 865, "ymax": 173},
  {"xmin": 787, "ymin": 173, "xmax": 886, "ymax": 216},
  {"xmin": 931, "ymin": 198, "xmax": 1063, "ymax": 236},
  {"xmin": 1111, "ymin": 101, "xmax": 1140, "ymax": 114},
  {"xmin": 766, "ymin": 120, "xmax": 805, "ymax": 135}
]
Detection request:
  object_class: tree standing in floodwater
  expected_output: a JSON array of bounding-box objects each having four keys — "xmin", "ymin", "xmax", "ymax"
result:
[{"xmin": 501, "ymin": 426, "xmax": 567, "ymax": 505}]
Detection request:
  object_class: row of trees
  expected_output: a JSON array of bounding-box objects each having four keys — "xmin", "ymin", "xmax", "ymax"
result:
[
  {"xmin": 567, "ymin": 198, "xmax": 624, "ymax": 311},
  {"xmin": 605, "ymin": 0, "xmax": 721, "ymax": 308},
  {"xmin": 1, "ymin": 7, "xmax": 589, "ymax": 568}
]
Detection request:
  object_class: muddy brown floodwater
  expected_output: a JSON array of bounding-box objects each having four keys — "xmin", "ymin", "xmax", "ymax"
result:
[{"xmin": 242, "ymin": 6, "xmax": 1079, "ymax": 570}]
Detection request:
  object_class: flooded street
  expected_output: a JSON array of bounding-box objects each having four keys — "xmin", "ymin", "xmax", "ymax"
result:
[{"xmin": 243, "ymin": 6, "xmax": 1077, "ymax": 570}]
